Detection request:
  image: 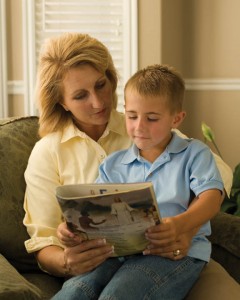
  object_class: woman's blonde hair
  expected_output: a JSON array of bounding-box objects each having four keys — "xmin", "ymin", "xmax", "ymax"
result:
[
  {"xmin": 36, "ymin": 32, "xmax": 118, "ymax": 137},
  {"xmin": 124, "ymin": 64, "xmax": 185, "ymax": 113}
]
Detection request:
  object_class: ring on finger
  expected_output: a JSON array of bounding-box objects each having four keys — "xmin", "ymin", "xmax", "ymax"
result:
[{"xmin": 173, "ymin": 249, "xmax": 181, "ymax": 257}]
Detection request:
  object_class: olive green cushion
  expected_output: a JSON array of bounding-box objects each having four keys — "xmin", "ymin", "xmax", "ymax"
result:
[
  {"xmin": 0, "ymin": 117, "xmax": 40, "ymax": 272},
  {"xmin": 210, "ymin": 212, "xmax": 240, "ymax": 258},
  {"xmin": 209, "ymin": 212, "xmax": 240, "ymax": 282},
  {"xmin": 23, "ymin": 273, "xmax": 64, "ymax": 300},
  {"xmin": 0, "ymin": 254, "xmax": 42, "ymax": 299}
]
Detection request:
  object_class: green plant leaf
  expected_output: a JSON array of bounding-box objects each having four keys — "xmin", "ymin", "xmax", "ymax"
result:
[
  {"xmin": 201, "ymin": 122, "xmax": 223, "ymax": 158},
  {"xmin": 232, "ymin": 163, "xmax": 240, "ymax": 188},
  {"xmin": 221, "ymin": 163, "xmax": 240, "ymax": 217},
  {"xmin": 201, "ymin": 122, "xmax": 215, "ymax": 142},
  {"xmin": 235, "ymin": 195, "xmax": 240, "ymax": 216},
  {"xmin": 221, "ymin": 195, "xmax": 237, "ymax": 214}
]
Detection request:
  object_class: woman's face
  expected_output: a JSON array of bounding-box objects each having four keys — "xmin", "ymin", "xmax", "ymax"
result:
[{"xmin": 62, "ymin": 64, "xmax": 113, "ymax": 136}]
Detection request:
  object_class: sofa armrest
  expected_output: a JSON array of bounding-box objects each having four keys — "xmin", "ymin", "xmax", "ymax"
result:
[
  {"xmin": 209, "ymin": 212, "xmax": 240, "ymax": 282},
  {"xmin": 0, "ymin": 254, "xmax": 42, "ymax": 300}
]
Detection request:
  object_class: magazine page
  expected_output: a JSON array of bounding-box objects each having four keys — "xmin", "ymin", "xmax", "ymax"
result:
[{"xmin": 56, "ymin": 183, "xmax": 161, "ymax": 256}]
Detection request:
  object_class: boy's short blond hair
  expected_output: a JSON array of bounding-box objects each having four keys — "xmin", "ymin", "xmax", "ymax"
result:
[{"xmin": 124, "ymin": 64, "xmax": 185, "ymax": 113}]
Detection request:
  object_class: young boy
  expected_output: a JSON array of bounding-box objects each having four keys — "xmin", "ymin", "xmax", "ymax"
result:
[
  {"xmin": 55, "ymin": 65, "xmax": 224, "ymax": 300},
  {"xmin": 96, "ymin": 64, "xmax": 223, "ymax": 256}
]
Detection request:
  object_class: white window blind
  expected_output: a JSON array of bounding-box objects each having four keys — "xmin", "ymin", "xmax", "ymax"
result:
[{"xmin": 24, "ymin": 0, "xmax": 138, "ymax": 115}]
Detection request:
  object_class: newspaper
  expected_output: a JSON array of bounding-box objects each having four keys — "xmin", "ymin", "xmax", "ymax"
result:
[{"xmin": 56, "ymin": 182, "xmax": 161, "ymax": 256}]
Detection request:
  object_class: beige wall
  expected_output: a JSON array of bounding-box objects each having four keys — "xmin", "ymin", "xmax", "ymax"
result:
[
  {"xmin": 7, "ymin": 0, "xmax": 23, "ymax": 80},
  {"xmin": 7, "ymin": 0, "xmax": 240, "ymax": 170},
  {"xmin": 160, "ymin": 0, "xmax": 240, "ymax": 170},
  {"xmin": 180, "ymin": 91, "xmax": 240, "ymax": 170},
  {"xmin": 162, "ymin": 0, "xmax": 240, "ymax": 78},
  {"xmin": 6, "ymin": 0, "xmax": 24, "ymax": 114},
  {"xmin": 138, "ymin": 0, "xmax": 161, "ymax": 67}
]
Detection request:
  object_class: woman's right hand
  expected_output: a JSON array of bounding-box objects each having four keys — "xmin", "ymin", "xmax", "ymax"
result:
[
  {"xmin": 57, "ymin": 222, "xmax": 114, "ymax": 275},
  {"xmin": 64, "ymin": 238, "xmax": 114, "ymax": 275}
]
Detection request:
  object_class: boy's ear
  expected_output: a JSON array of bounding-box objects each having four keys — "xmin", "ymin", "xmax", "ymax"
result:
[{"xmin": 172, "ymin": 111, "xmax": 186, "ymax": 128}]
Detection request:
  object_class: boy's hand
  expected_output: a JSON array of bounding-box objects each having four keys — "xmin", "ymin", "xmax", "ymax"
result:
[
  {"xmin": 57, "ymin": 222, "xmax": 84, "ymax": 247},
  {"xmin": 145, "ymin": 218, "xmax": 179, "ymax": 244},
  {"xmin": 143, "ymin": 217, "xmax": 191, "ymax": 260}
]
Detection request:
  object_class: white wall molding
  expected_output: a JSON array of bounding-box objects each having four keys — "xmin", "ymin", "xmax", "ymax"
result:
[
  {"xmin": 7, "ymin": 78, "xmax": 240, "ymax": 96},
  {"xmin": 185, "ymin": 78, "xmax": 240, "ymax": 91}
]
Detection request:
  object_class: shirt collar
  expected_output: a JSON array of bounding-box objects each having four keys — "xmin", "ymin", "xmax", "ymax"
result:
[
  {"xmin": 101, "ymin": 109, "xmax": 127, "ymax": 138},
  {"xmin": 121, "ymin": 131, "xmax": 191, "ymax": 164},
  {"xmin": 167, "ymin": 131, "xmax": 191, "ymax": 154},
  {"xmin": 60, "ymin": 109, "xmax": 127, "ymax": 143}
]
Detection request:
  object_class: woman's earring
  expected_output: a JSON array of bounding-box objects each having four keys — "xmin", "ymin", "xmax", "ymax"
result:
[{"xmin": 62, "ymin": 104, "xmax": 69, "ymax": 111}]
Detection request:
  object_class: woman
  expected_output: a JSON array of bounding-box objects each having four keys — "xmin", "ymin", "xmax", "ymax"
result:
[{"xmin": 23, "ymin": 32, "xmax": 232, "ymax": 292}]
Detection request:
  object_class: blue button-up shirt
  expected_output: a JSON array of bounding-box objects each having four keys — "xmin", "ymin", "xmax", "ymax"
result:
[{"xmin": 96, "ymin": 132, "xmax": 224, "ymax": 262}]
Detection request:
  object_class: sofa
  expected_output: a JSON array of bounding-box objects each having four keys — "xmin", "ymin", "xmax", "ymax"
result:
[{"xmin": 0, "ymin": 116, "xmax": 239, "ymax": 300}]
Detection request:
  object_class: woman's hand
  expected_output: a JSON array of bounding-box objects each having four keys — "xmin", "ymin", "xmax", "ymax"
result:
[
  {"xmin": 143, "ymin": 217, "xmax": 197, "ymax": 260},
  {"xmin": 64, "ymin": 238, "xmax": 114, "ymax": 275},
  {"xmin": 57, "ymin": 222, "xmax": 114, "ymax": 275}
]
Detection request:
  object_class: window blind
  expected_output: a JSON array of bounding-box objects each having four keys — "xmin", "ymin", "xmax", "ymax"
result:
[{"xmin": 26, "ymin": 0, "xmax": 137, "ymax": 114}]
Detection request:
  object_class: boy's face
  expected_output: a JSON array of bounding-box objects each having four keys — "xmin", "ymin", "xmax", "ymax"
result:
[{"xmin": 125, "ymin": 89, "xmax": 185, "ymax": 157}]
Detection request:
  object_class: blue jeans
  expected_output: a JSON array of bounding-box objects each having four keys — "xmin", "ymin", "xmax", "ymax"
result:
[{"xmin": 52, "ymin": 255, "xmax": 205, "ymax": 300}]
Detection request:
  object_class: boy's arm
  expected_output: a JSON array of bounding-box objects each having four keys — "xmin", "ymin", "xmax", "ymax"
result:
[
  {"xmin": 183, "ymin": 189, "xmax": 225, "ymax": 235},
  {"xmin": 174, "ymin": 129, "xmax": 233, "ymax": 196},
  {"xmin": 145, "ymin": 189, "xmax": 223, "ymax": 252},
  {"xmin": 173, "ymin": 189, "xmax": 222, "ymax": 236}
]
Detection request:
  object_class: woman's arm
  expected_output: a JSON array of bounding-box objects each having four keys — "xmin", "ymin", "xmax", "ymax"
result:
[
  {"xmin": 36, "ymin": 246, "xmax": 67, "ymax": 277},
  {"xmin": 24, "ymin": 138, "xmax": 114, "ymax": 276}
]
